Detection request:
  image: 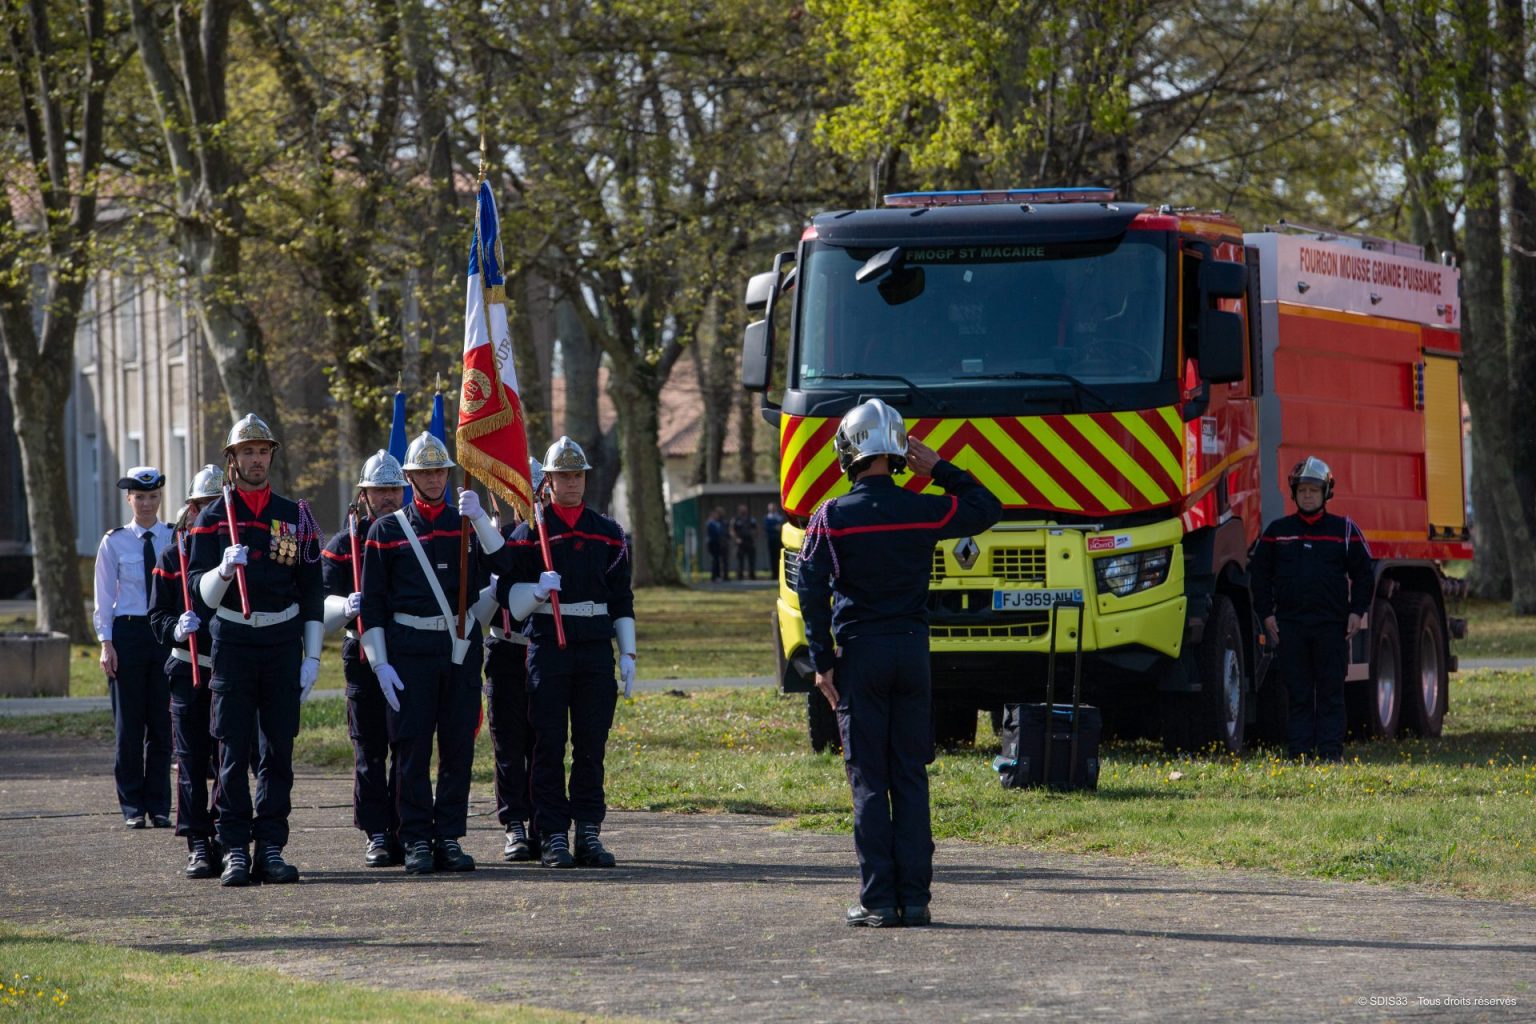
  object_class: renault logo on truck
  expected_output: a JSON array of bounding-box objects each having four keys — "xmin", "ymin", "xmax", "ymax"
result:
[{"xmin": 953, "ymin": 537, "xmax": 980, "ymax": 570}]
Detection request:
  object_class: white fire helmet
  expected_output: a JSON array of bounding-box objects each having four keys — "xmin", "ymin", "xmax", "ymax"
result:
[
  {"xmin": 834, "ymin": 398, "xmax": 908, "ymax": 478},
  {"xmin": 402, "ymin": 432, "xmax": 456, "ymax": 471},
  {"xmin": 186, "ymin": 464, "xmax": 225, "ymax": 500},
  {"xmin": 358, "ymin": 449, "xmax": 407, "ymax": 488},
  {"xmin": 1288, "ymin": 455, "xmax": 1335, "ymax": 502},
  {"xmin": 224, "ymin": 413, "xmax": 280, "ymax": 455},
  {"xmin": 541, "ymin": 435, "xmax": 592, "ymax": 473}
]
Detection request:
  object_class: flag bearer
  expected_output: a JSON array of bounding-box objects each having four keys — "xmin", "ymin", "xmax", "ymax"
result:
[{"xmin": 188, "ymin": 414, "xmax": 326, "ymax": 887}]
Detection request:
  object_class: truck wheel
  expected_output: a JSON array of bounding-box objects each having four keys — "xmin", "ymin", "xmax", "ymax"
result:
[
  {"xmin": 932, "ymin": 698, "xmax": 978, "ymax": 750},
  {"xmin": 1349, "ymin": 599, "xmax": 1401, "ymax": 739},
  {"xmin": 1395, "ymin": 592, "xmax": 1447, "ymax": 737},
  {"xmin": 807, "ymin": 691, "xmax": 841, "ymax": 753},
  {"xmin": 1199, "ymin": 594, "xmax": 1247, "ymax": 754}
]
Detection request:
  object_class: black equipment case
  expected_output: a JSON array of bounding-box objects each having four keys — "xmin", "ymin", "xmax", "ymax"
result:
[{"xmin": 996, "ymin": 601, "xmax": 1101, "ymax": 791}]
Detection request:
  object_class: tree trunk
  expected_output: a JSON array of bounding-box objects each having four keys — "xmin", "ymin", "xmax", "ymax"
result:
[
  {"xmin": 736, "ymin": 389, "xmax": 757, "ymax": 483},
  {"xmin": 557, "ymin": 298, "xmax": 618, "ymax": 511},
  {"xmin": 1467, "ymin": 457, "xmax": 1511, "ymax": 599},
  {"xmin": 609, "ymin": 354, "xmax": 681, "ymax": 586},
  {"xmin": 1497, "ymin": 0, "xmax": 1536, "ymax": 536}
]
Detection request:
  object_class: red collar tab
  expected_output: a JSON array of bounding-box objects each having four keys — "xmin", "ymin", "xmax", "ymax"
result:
[
  {"xmin": 414, "ymin": 496, "xmax": 448, "ymax": 522},
  {"xmin": 238, "ymin": 485, "xmax": 272, "ymax": 519},
  {"xmin": 551, "ymin": 502, "xmax": 585, "ymax": 529},
  {"xmin": 1298, "ymin": 509, "xmax": 1325, "ymax": 525}
]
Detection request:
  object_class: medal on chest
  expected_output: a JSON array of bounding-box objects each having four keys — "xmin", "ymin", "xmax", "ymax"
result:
[{"xmin": 270, "ymin": 519, "xmax": 299, "ymax": 566}]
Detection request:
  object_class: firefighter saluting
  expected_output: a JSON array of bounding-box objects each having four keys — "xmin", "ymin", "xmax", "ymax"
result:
[
  {"xmin": 321, "ymin": 450, "xmax": 408, "ymax": 867},
  {"xmin": 148, "ymin": 465, "xmax": 224, "ymax": 879},
  {"xmin": 795, "ymin": 398, "xmax": 1001, "ymax": 927},
  {"xmin": 504, "ymin": 436, "xmax": 636, "ymax": 869},
  {"xmin": 1250, "ymin": 456, "xmax": 1375, "ymax": 763},
  {"xmin": 188, "ymin": 414, "xmax": 326, "ymax": 887},
  {"xmin": 358, "ymin": 432, "xmax": 514, "ymax": 875}
]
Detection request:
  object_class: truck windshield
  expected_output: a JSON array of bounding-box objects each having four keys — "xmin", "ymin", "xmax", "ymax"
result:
[{"xmin": 796, "ymin": 235, "xmax": 1170, "ymax": 390}]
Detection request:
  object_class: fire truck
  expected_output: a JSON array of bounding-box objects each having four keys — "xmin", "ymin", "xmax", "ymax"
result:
[{"xmin": 741, "ymin": 188, "xmax": 1469, "ymax": 753}]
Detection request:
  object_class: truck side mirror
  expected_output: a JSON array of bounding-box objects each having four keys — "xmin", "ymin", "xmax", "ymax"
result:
[
  {"xmin": 1199, "ymin": 259, "xmax": 1247, "ymax": 299},
  {"xmin": 741, "ymin": 320, "xmax": 771, "ymax": 392},
  {"xmin": 1199, "ymin": 308, "xmax": 1246, "ymax": 383},
  {"xmin": 744, "ymin": 270, "xmax": 777, "ymax": 313}
]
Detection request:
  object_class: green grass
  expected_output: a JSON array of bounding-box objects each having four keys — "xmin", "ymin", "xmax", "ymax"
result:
[
  {"xmin": 0, "ymin": 927, "xmax": 643, "ymax": 1023},
  {"xmin": 1454, "ymin": 598, "xmax": 1536, "ymax": 658}
]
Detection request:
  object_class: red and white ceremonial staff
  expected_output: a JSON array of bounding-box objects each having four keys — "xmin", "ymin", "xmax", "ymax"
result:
[{"xmin": 455, "ymin": 167, "xmax": 564, "ymax": 645}]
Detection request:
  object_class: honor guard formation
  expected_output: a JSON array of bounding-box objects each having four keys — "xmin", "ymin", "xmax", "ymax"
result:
[{"xmin": 92, "ymin": 402, "xmax": 1377, "ymax": 924}]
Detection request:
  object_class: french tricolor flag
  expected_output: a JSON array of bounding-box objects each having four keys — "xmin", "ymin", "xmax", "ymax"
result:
[{"xmin": 457, "ymin": 181, "xmax": 533, "ymax": 519}]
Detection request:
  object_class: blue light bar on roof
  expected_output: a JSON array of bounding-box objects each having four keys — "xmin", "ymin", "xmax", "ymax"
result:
[{"xmin": 883, "ymin": 187, "xmax": 1117, "ymax": 208}]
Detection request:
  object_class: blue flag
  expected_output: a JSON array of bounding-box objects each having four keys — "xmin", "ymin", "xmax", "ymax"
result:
[
  {"xmin": 390, "ymin": 387, "xmax": 411, "ymax": 504},
  {"xmin": 429, "ymin": 389, "xmax": 446, "ymax": 443}
]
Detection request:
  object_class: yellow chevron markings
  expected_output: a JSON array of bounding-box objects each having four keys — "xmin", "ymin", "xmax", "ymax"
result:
[
  {"xmin": 1073, "ymin": 415, "xmax": 1170, "ymax": 503},
  {"xmin": 1021, "ymin": 418, "xmax": 1130, "ymax": 511},
  {"xmin": 1116, "ymin": 411, "xmax": 1182, "ymax": 486},
  {"xmin": 974, "ymin": 418, "xmax": 1078, "ymax": 509}
]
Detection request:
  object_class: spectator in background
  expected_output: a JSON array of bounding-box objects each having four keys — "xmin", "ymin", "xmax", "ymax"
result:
[
  {"xmin": 731, "ymin": 504, "xmax": 757, "ymax": 581},
  {"xmin": 706, "ymin": 507, "xmax": 727, "ymax": 582},
  {"xmin": 763, "ymin": 503, "xmax": 785, "ymax": 582}
]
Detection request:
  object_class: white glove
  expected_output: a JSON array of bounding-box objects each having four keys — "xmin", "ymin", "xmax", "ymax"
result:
[
  {"xmin": 219, "ymin": 544, "xmax": 248, "ymax": 580},
  {"xmin": 619, "ymin": 653, "xmax": 636, "ymax": 698},
  {"xmin": 534, "ymin": 570, "xmax": 562, "ymax": 600},
  {"xmin": 376, "ymin": 663, "xmax": 404, "ymax": 712},
  {"xmin": 299, "ymin": 657, "xmax": 320, "ymax": 701},
  {"xmin": 173, "ymin": 610, "xmax": 200, "ymax": 643},
  {"xmin": 457, "ymin": 488, "xmax": 485, "ymax": 522},
  {"xmin": 344, "ymin": 592, "xmax": 362, "ymax": 619}
]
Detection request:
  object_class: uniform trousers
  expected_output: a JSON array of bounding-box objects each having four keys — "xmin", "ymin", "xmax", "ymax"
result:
[
  {"xmin": 168, "ymin": 663, "xmax": 218, "ymax": 844},
  {"xmin": 209, "ymin": 637, "xmax": 301, "ymax": 849},
  {"xmin": 108, "ymin": 616, "xmax": 172, "ymax": 820},
  {"xmin": 386, "ymin": 644, "xmax": 482, "ymax": 844},
  {"xmin": 343, "ymin": 643, "xmax": 398, "ymax": 837},
  {"xmin": 527, "ymin": 639, "xmax": 617, "ymax": 837},
  {"xmin": 835, "ymin": 632, "xmax": 935, "ymax": 910},
  {"xmin": 485, "ymin": 641, "xmax": 535, "ymax": 829},
  {"xmin": 1277, "ymin": 618, "xmax": 1348, "ymax": 759}
]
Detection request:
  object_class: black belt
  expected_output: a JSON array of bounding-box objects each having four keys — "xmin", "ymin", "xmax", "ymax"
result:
[{"xmin": 113, "ymin": 614, "xmax": 149, "ymax": 623}]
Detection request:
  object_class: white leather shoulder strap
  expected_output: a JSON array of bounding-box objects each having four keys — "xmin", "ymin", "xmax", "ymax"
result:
[{"xmin": 393, "ymin": 508, "xmax": 456, "ymax": 626}]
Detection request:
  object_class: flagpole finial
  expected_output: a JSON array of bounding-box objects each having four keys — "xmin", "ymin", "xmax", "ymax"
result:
[
  {"xmin": 479, "ymin": 132, "xmax": 488, "ymax": 183},
  {"xmin": 436, "ymin": 372, "xmax": 443, "ymax": 394},
  {"xmin": 397, "ymin": 371, "xmax": 403, "ymax": 392}
]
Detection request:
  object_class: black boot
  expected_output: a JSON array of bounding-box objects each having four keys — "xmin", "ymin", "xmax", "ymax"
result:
[
  {"xmin": 185, "ymin": 837, "xmax": 216, "ymax": 880},
  {"xmin": 403, "ymin": 839, "xmax": 435, "ymax": 875},
  {"xmin": 220, "ymin": 846, "xmax": 250, "ymax": 888},
  {"xmin": 365, "ymin": 832, "xmax": 394, "ymax": 868},
  {"xmin": 845, "ymin": 904, "xmax": 901, "ymax": 927},
  {"xmin": 433, "ymin": 837, "xmax": 476, "ymax": 872},
  {"xmin": 540, "ymin": 832, "xmax": 575, "ymax": 869},
  {"xmin": 574, "ymin": 821, "xmax": 616, "ymax": 868},
  {"xmin": 252, "ymin": 843, "xmax": 299, "ymax": 884},
  {"xmin": 503, "ymin": 822, "xmax": 533, "ymax": 863}
]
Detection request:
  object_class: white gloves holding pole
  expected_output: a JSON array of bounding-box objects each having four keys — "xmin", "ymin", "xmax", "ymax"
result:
[
  {"xmin": 457, "ymin": 487, "xmax": 504, "ymax": 554},
  {"xmin": 173, "ymin": 610, "xmax": 200, "ymax": 643},
  {"xmin": 199, "ymin": 544, "xmax": 248, "ymax": 606}
]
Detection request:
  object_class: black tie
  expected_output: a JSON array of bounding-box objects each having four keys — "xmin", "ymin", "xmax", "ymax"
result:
[{"xmin": 142, "ymin": 530, "xmax": 156, "ymax": 604}]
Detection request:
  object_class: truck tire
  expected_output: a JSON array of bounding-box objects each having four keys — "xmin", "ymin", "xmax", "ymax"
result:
[
  {"xmin": 1395, "ymin": 592, "xmax": 1447, "ymax": 738},
  {"xmin": 1200, "ymin": 594, "xmax": 1247, "ymax": 754},
  {"xmin": 807, "ymin": 690, "xmax": 841, "ymax": 753},
  {"xmin": 1348, "ymin": 599, "xmax": 1401, "ymax": 739},
  {"xmin": 932, "ymin": 698, "xmax": 978, "ymax": 750},
  {"xmin": 1160, "ymin": 594, "xmax": 1245, "ymax": 754}
]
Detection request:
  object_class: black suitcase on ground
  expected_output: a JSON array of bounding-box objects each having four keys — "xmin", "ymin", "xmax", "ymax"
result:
[{"xmin": 995, "ymin": 601, "xmax": 1101, "ymax": 791}]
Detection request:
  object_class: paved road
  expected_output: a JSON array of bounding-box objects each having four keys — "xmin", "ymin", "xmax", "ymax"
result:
[{"xmin": 0, "ymin": 734, "xmax": 1530, "ymax": 1022}]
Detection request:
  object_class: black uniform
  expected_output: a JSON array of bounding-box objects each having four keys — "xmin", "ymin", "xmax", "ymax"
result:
[
  {"xmin": 1250, "ymin": 509, "xmax": 1374, "ymax": 760},
  {"xmin": 360, "ymin": 500, "xmax": 512, "ymax": 846},
  {"xmin": 796, "ymin": 462, "xmax": 1001, "ymax": 913},
  {"xmin": 322, "ymin": 522, "xmax": 398, "ymax": 841},
  {"xmin": 187, "ymin": 487, "xmax": 325, "ymax": 851},
  {"xmin": 148, "ymin": 535, "xmax": 218, "ymax": 848},
  {"xmin": 507, "ymin": 505, "xmax": 633, "ymax": 838},
  {"xmin": 485, "ymin": 534, "xmax": 535, "ymax": 834}
]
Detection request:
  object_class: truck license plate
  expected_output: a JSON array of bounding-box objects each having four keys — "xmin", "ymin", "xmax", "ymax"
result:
[{"xmin": 992, "ymin": 588, "xmax": 1083, "ymax": 611}]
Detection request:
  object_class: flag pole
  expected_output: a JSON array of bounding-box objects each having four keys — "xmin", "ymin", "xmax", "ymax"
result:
[{"xmin": 456, "ymin": 159, "xmax": 484, "ymax": 643}]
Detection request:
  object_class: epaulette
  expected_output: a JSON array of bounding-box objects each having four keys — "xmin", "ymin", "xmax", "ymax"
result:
[{"xmin": 106, "ymin": 526, "xmax": 126, "ymax": 537}]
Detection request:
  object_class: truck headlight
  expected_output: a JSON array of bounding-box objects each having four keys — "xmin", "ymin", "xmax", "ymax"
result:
[{"xmin": 1093, "ymin": 546, "xmax": 1172, "ymax": 597}]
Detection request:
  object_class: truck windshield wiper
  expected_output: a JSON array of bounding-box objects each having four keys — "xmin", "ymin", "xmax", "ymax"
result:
[
  {"xmin": 952, "ymin": 371, "xmax": 1110, "ymax": 411},
  {"xmin": 806, "ymin": 372, "xmax": 947, "ymax": 411}
]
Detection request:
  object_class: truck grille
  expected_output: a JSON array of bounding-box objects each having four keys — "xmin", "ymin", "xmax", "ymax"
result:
[
  {"xmin": 991, "ymin": 547, "xmax": 1047, "ymax": 583},
  {"xmin": 931, "ymin": 615, "xmax": 1050, "ymax": 641},
  {"xmin": 932, "ymin": 548, "xmax": 946, "ymax": 581},
  {"xmin": 781, "ymin": 550, "xmax": 799, "ymax": 590}
]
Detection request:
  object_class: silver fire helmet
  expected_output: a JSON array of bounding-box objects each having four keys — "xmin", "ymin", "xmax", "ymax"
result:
[
  {"xmin": 358, "ymin": 449, "xmax": 407, "ymax": 488},
  {"xmin": 1288, "ymin": 455, "xmax": 1335, "ymax": 502},
  {"xmin": 529, "ymin": 455, "xmax": 546, "ymax": 493},
  {"xmin": 224, "ymin": 413, "xmax": 281, "ymax": 455},
  {"xmin": 186, "ymin": 464, "xmax": 225, "ymax": 500},
  {"xmin": 834, "ymin": 398, "xmax": 908, "ymax": 477},
  {"xmin": 541, "ymin": 435, "xmax": 591, "ymax": 473},
  {"xmin": 402, "ymin": 432, "xmax": 456, "ymax": 471}
]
